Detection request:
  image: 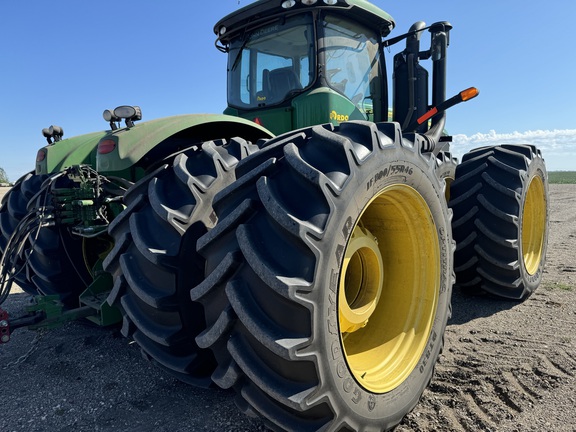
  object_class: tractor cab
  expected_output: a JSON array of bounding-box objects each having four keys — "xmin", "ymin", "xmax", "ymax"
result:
[{"xmin": 215, "ymin": 0, "xmax": 395, "ymax": 135}]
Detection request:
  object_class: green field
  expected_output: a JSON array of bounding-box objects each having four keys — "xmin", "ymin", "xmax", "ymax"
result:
[{"xmin": 549, "ymin": 171, "xmax": 576, "ymax": 184}]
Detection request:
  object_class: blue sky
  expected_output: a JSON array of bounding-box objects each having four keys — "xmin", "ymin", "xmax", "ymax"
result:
[{"xmin": 1, "ymin": 0, "xmax": 575, "ymax": 182}]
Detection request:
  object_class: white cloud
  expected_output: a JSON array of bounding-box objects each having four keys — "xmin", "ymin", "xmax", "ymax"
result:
[{"xmin": 450, "ymin": 129, "xmax": 576, "ymax": 171}]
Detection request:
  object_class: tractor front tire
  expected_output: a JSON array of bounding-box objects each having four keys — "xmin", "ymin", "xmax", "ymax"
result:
[
  {"xmin": 194, "ymin": 122, "xmax": 454, "ymax": 431},
  {"xmin": 104, "ymin": 138, "xmax": 259, "ymax": 387},
  {"xmin": 449, "ymin": 144, "xmax": 549, "ymax": 299}
]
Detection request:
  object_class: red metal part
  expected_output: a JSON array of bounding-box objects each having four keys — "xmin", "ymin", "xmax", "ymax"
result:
[{"xmin": 0, "ymin": 307, "xmax": 10, "ymax": 344}]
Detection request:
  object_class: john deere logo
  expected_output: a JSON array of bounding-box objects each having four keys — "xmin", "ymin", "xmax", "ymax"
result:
[{"xmin": 330, "ymin": 111, "xmax": 349, "ymax": 123}]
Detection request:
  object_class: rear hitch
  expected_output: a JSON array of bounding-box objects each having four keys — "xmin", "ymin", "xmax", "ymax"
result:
[
  {"xmin": 1, "ymin": 305, "xmax": 45, "ymax": 343},
  {"xmin": 0, "ymin": 296, "xmax": 98, "ymax": 344}
]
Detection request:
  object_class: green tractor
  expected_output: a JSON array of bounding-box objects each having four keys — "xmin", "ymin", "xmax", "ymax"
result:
[{"xmin": 0, "ymin": 0, "xmax": 549, "ymax": 430}]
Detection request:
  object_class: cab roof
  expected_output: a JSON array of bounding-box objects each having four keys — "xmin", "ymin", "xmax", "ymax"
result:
[{"xmin": 215, "ymin": 0, "xmax": 395, "ymax": 44}]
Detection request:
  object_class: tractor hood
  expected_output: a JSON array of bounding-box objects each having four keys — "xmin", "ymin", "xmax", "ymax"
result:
[
  {"xmin": 36, "ymin": 131, "xmax": 108, "ymax": 176},
  {"xmin": 96, "ymin": 113, "xmax": 273, "ymax": 174}
]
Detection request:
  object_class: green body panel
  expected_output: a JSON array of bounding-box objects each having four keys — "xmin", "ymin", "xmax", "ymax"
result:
[
  {"xmin": 97, "ymin": 114, "xmax": 273, "ymax": 173},
  {"xmin": 225, "ymin": 106, "xmax": 293, "ymax": 136},
  {"xmin": 228, "ymin": 88, "xmax": 368, "ymax": 135},
  {"xmin": 292, "ymin": 88, "xmax": 370, "ymax": 130},
  {"xmin": 36, "ymin": 131, "xmax": 107, "ymax": 175}
]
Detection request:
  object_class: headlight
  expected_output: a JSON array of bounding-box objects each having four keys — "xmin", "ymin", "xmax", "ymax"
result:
[
  {"xmin": 41, "ymin": 125, "xmax": 64, "ymax": 144},
  {"xmin": 103, "ymin": 105, "xmax": 142, "ymax": 129},
  {"xmin": 114, "ymin": 105, "xmax": 142, "ymax": 121}
]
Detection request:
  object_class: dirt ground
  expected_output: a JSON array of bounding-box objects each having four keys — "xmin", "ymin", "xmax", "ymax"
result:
[{"xmin": 1, "ymin": 184, "xmax": 575, "ymax": 432}]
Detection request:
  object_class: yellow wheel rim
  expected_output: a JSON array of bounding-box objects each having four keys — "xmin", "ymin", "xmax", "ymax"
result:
[
  {"xmin": 522, "ymin": 175, "xmax": 546, "ymax": 275},
  {"xmin": 339, "ymin": 184, "xmax": 440, "ymax": 394}
]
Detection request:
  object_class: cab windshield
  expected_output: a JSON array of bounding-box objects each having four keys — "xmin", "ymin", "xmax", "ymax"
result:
[
  {"xmin": 322, "ymin": 14, "xmax": 381, "ymax": 114},
  {"xmin": 227, "ymin": 14, "xmax": 315, "ymax": 109}
]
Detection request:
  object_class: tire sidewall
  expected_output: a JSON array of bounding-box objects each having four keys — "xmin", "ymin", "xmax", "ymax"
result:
[
  {"xmin": 311, "ymin": 144, "xmax": 453, "ymax": 426},
  {"xmin": 518, "ymin": 155, "xmax": 549, "ymax": 291}
]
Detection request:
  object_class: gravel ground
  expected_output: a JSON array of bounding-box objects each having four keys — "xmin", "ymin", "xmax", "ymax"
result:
[{"xmin": 1, "ymin": 184, "xmax": 575, "ymax": 432}]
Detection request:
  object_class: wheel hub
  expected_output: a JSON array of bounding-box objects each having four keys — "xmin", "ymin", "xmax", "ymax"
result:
[{"xmin": 339, "ymin": 226, "xmax": 384, "ymax": 334}]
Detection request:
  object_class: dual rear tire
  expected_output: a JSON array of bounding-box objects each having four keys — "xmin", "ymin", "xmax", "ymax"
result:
[
  {"xmin": 193, "ymin": 122, "xmax": 454, "ymax": 430},
  {"xmin": 103, "ymin": 138, "xmax": 260, "ymax": 386}
]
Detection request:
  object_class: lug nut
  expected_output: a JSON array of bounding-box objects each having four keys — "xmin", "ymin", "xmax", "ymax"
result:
[
  {"xmin": 1, "ymin": 335, "xmax": 9, "ymax": 343},
  {"xmin": 0, "ymin": 320, "xmax": 8, "ymax": 327}
]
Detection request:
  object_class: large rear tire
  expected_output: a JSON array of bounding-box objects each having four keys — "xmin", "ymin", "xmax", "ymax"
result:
[
  {"xmin": 449, "ymin": 144, "xmax": 549, "ymax": 299},
  {"xmin": 103, "ymin": 138, "xmax": 259, "ymax": 387},
  {"xmin": 0, "ymin": 172, "xmax": 46, "ymax": 295},
  {"xmin": 194, "ymin": 122, "xmax": 454, "ymax": 431}
]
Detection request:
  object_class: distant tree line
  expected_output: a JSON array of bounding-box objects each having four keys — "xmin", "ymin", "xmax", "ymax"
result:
[{"xmin": 0, "ymin": 167, "xmax": 9, "ymax": 184}]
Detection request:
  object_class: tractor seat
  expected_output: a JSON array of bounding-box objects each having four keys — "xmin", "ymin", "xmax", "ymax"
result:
[{"xmin": 261, "ymin": 67, "xmax": 302, "ymax": 104}]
